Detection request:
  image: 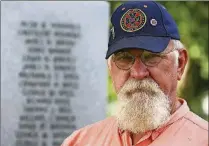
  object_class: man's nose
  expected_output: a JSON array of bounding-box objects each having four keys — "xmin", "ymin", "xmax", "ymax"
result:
[{"xmin": 130, "ymin": 58, "xmax": 149, "ymax": 80}]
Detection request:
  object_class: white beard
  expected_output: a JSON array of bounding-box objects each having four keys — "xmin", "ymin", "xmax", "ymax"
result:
[{"xmin": 115, "ymin": 78, "xmax": 171, "ymax": 134}]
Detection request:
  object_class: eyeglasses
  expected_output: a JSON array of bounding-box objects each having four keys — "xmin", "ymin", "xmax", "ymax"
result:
[{"xmin": 112, "ymin": 48, "xmax": 177, "ymax": 70}]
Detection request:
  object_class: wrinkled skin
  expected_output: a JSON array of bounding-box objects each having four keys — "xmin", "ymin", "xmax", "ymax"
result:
[
  {"xmin": 108, "ymin": 40, "xmax": 188, "ymax": 114},
  {"xmin": 108, "ymin": 40, "xmax": 188, "ymax": 144}
]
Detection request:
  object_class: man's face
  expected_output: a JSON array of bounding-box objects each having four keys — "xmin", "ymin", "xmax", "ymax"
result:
[{"xmin": 108, "ymin": 40, "xmax": 188, "ymax": 133}]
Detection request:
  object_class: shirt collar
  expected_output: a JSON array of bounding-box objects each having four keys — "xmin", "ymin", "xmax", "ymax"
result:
[{"xmin": 151, "ymin": 98, "xmax": 190, "ymax": 140}]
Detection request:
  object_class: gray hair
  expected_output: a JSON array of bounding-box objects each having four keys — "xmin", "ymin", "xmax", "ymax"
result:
[
  {"xmin": 172, "ymin": 39, "xmax": 185, "ymax": 65},
  {"xmin": 107, "ymin": 39, "xmax": 185, "ymax": 69}
]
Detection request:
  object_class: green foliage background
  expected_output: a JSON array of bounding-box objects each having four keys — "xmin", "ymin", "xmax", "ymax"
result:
[{"xmin": 107, "ymin": 1, "xmax": 208, "ymax": 121}]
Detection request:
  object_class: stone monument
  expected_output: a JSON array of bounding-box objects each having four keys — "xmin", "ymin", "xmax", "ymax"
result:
[{"xmin": 1, "ymin": 1, "xmax": 109, "ymax": 146}]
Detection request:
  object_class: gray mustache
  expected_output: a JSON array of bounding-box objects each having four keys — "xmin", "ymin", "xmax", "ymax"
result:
[{"xmin": 125, "ymin": 87, "xmax": 156, "ymax": 96}]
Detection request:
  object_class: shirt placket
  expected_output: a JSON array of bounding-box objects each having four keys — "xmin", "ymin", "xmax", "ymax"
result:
[
  {"xmin": 135, "ymin": 131, "xmax": 152, "ymax": 146},
  {"xmin": 121, "ymin": 131, "xmax": 132, "ymax": 146},
  {"xmin": 121, "ymin": 131, "xmax": 153, "ymax": 146}
]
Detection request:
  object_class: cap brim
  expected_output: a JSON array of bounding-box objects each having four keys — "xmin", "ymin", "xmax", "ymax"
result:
[{"xmin": 106, "ymin": 36, "xmax": 171, "ymax": 59}]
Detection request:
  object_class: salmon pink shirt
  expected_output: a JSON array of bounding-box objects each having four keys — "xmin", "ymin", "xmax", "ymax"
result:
[{"xmin": 61, "ymin": 98, "xmax": 208, "ymax": 146}]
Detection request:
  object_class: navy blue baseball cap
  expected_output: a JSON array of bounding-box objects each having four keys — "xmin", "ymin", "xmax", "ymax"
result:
[{"xmin": 106, "ymin": 1, "xmax": 180, "ymax": 59}]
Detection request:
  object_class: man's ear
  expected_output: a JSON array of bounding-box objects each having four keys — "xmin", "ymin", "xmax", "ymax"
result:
[
  {"xmin": 107, "ymin": 63, "xmax": 111, "ymax": 76},
  {"xmin": 107, "ymin": 56, "xmax": 113, "ymax": 75},
  {"xmin": 177, "ymin": 49, "xmax": 188, "ymax": 80}
]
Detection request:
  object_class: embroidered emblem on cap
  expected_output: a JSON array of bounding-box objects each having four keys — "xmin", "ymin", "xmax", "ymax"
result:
[
  {"xmin": 120, "ymin": 9, "xmax": 146, "ymax": 32},
  {"xmin": 150, "ymin": 19, "xmax": 157, "ymax": 26}
]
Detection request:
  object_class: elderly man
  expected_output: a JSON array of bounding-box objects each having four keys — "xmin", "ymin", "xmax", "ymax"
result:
[{"xmin": 62, "ymin": 1, "xmax": 208, "ymax": 146}]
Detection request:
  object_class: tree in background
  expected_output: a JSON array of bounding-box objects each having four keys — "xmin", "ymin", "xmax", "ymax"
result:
[{"xmin": 107, "ymin": 1, "xmax": 208, "ymax": 121}]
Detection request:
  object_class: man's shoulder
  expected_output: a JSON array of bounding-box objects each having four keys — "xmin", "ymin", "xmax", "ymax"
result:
[
  {"xmin": 171, "ymin": 111, "xmax": 208, "ymax": 145},
  {"xmin": 61, "ymin": 117, "xmax": 117, "ymax": 146},
  {"xmin": 75, "ymin": 116, "xmax": 116, "ymax": 133},
  {"xmin": 154, "ymin": 111, "xmax": 208, "ymax": 146},
  {"xmin": 184, "ymin": 111, "xmax": 208, "ymax": 131}
]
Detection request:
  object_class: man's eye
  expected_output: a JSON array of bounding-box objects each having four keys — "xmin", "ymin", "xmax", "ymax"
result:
[
  {"xmin": 115, "ymin": 52, "xmax": 132, "ymax": 61},
  {"xmin": 143, "ymin": 51, "xmax": 160, "ymax": 59},
  {"xmin": 119, "ymin": 56, "xmax": 132, "ymax": 61},
  {"xmin": 144, "ymin": 53, "xmax": 158, "ymax": 59},
  {"xmin": 142, "ymin": 52, "xmax": 162, "ymax": 64}
]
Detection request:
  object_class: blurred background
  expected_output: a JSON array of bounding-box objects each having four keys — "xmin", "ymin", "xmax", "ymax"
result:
[{"xmin": 107, "ymin": 1, "xmax": 208, "ymax": 121}]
